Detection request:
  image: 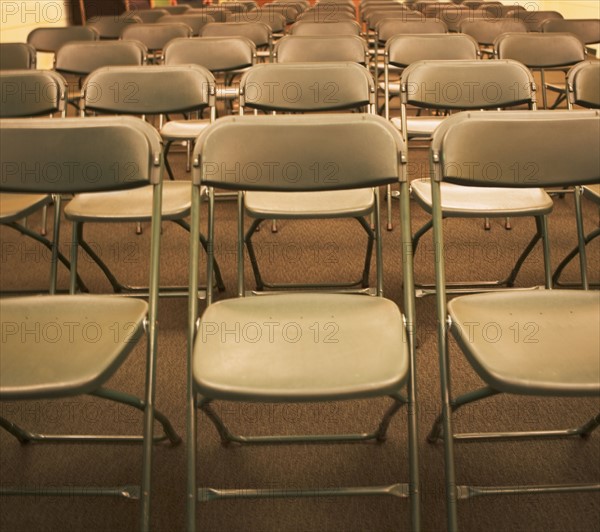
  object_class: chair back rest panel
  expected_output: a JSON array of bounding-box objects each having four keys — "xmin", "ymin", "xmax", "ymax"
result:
[
  {"xmin": 55, "ymin": 40, "xmax": 147, "ymax": 75},
  {"xmin": 0, "ymin": 70, "xmax": 67, "ymax": 117},
  {"xmin": 432, "ymin": 110, "xmax": 600, "ymax": 188},
  {"xmin": 459, "ymin": 19, "xmax": 527, "ymax": 46},
  {"xmin": 156, "ymin": 14, "xmax": 215, "ymax": 35},
  {"xmin": 366, "ymin": 11, "xmax": 425, "ymax": 31},
  {"xmin": 164, "ymin": 37, "xmax": 255, "ymax": 71},
  {"xmin": 377, "ymin": 19, "xmax": 448, "ymax": 43},
  {"xmin": 87, "ymin": 15, "xmax": 142, "ymax": 39},
  {"xmin": 228, "ymin": 12, "xmax": 287, "ymax": 33},
  {"xmin": 275, "ymin": 35, "xmax": 368, "ymax": 64},
  {"xmin": 496, "ymin": 33, "xmax": 586, "ymax": 68},
  {"xmin": 541, "ymin": 19, "xmax": 600, "ymax": 45},
  {"xmin": 509, "ymin": 10, "xmax": 564, "ymax": 31},
  {"xmin": 0, "ymin": 116, "xmax": 163, "ymax": 193},
  {"xmin": 239, "ymin": 62, "xmax": 374, "ymax": 112},
  {"xmin": 201, "ymin": 22, "xmax": 272, "ymax": 47},
  {"xmin": 568, "ymin": 61, "xmax": 600, "ymax": 109},
  {"xmin": 129, "ymin": 8, "xmax": 169, "ymax": 23},
  {"xmin": 401, "ymin": 59, "xmax": 536, "ymax": 109},
  {"xmin": 27, "ymin": 26, "xmax": 99, "ymax": 53},
  {"xmin": 193, "ymin": 114, "xmax": 404, "ymax": 191},
  {"xmin": 290, "ymin": 20, "xmax": 361, "ymax": 36},
  {"xmin": 0, "ymin": 43, "xmax": 36, "ymax": 70},
  {"xmin": 387, "ymin": 33, "xmax": 479, "ymax": 66},
  {"xmin": 82, "ymin": 65, "xmax": 215, "ymax": 114},
  {"xmin": 121, "ymin": 23, "xmax": 192, "ymax": 51}
]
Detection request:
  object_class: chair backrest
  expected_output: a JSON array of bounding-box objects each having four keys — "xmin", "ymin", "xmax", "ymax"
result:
[
  {"xmin": 290, "ymin": 20, "xmax": 361, "ymax": 36},
  {"xmin": 480, "ymin": 3, "xmax": 523, "ymax": 18},
  {"xmin": 81, "ymin": 64, "xmax": 216, "ymax": 115},
  {"xmin": 386, "ymin": 33, "xmax": 479, "ymax": 67},
  {"xmin": 129, "ymin": 8, "xmax": 170, "ymax": 23},
  {"xmin": 541, "ymin": 19, "xmax": 600, "ymax": 45},
  {"xmin": 193, "ymin": 114, "xmax": 404, "ymax": 192},
  {"xmin": 27, "ymin": 26, "xmax": 99, "ymax": 53},
  {"xmin": 400, "ymin": 59, "xmax": 536, "ymax": 110},
  {"xmin": 259, "ymin": 3, "xmax": 302, "ymax": 24},
  {"xmin": 426, "ymin": 6, "xmax": 480, "ymax": 32},
  {"xmin": 377, "ymin": 19, "xmax": 447, "ymax": 44},
  {"xmin": 495, "ymin": 32, "xmax": 586, "ymax": 69},
  {"xmin": 430, "ymin": 110, "xmax": 600, "ymax": 189},
  {"xmin": 507, "ymin": 9, "xmax": 564, "ymax": 31},
  {"xmin": 164, "ymin": 36, "xmax": 256, "ymax": 72},
  {"xmin": 0, "ymin": 116, "xmax": 163, "ymax": 194},
  {"xmin": 162, "ymin": 5, "xmax": 191, "ymax": 15},
  {"xmin": 459, "ymin": 18, "xmax": 527, "ymax": 46},
  {"xmin": 55, "ymin": 40, "xmax": 147, "ymax": 76},
  {"xmin": 366, "ymin": 10, "xmax": 425, "ymax": 31},
  {"xmin": 156, "ymin": 14, "xmax": 215, "ymax": 35},
  {"xmin": 191, "ymin": 7, "xmax": 229, "ymax": 22},
  {"xmin": 0, "ymin": 43, "xmax": 36, "ymax": 70},
  {"xmin": 275, "ymin": 35, "xmax": 368, "ymax": 65},
  {"xmin": 86, "ymin": 15, "xmax": 142, "ymax": 39},
  {"xmin": 0, "ymin": 70, "xmax": 67, "ymax": 118},
  {"xmin": 239, "ymin": 62, "xmax": 375, "ymax": 112},
  {"xmin": 567, "ymin": 61, "xmax": 600, "ymax": 109},
  {"xmin": 201, "ymin": 21, "xmax": 272, "ymax": 48},
  {"xmin": 121, "ymin": 23, "xmax": 192, "ymax": 53},
  {"xmin": 228, "ymin": 11, "xmax": 287, "ymax": 33}
]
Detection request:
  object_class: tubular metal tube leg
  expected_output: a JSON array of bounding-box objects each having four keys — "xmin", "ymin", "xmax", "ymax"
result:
[
  {"xmin": 49, "ymin": 194, "xmax": 62, "ymax": 295},
  {"xmin": 573, "ymin": 186, "xmax": 589, "ymax": 290}
]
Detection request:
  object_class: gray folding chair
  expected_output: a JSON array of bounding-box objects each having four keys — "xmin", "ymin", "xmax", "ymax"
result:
[
  {"xmin": 553, "ymin": 61, "xmax": 600, "ymax": 287},
  {"xmin": 0, "ymin": 42, "xmax": 36, "ymax": 69},
  {"xmin": 459, "ymin": 18, "xmax": 527, "ymax": 57},
  {"xmin": 495, "ymin": 32, "xmax": 586, "ymax": 110},
  {"xmin": 274, "ymin": 34, "xmax": 369, "ymax": 64},
  {"xmin": 239, "ymin": 62, "xmax": 379, "ymax": 292},
  {"xmin": 86, "ymin": 14, "xmax": 142, "ymax": 39},
  {"xmin": 161, "ymin": 4, "xmax": 191, "ymax": 15},
  {"xmin": 289, "ymin": 19, "xmax": 361, "ymax": 35},
  {"xmin": 128, "ymin": 8, "xmax": 170, "ymax": 22},
  {"xmin": 0, "ymin": 70, "xmax": 86, "ymax": 294},
  {"xmin": 506, "ymin": 9, "xmax": 564, "ymax": 31},
  {"xmin": 68, "ymin": 64, "xmax": 224, "ymax": 296},
  {"xmin": 227, "ymin": 11, "xmax": 287, "ymax": 38},
  {"xmin": 0, "ymin": 116, "xmax": 180, "ymax": 532},
  {"xmin": 396, "ymin": 59, "xmax": 555, "ymax": 296},
  {"xmin": 156, "ymin": 13, "xmax": 215, "ymax": 35},
  {"xmin": 426, "ymin": 109, "xmax": 600, "ymax": 532},
  {"xmin": 382, "ymin": 32, "xmax": 480, "ymax": 230},
  {"xmin": 201, "ymin": 21, "xmax": 273, "ymax": 61},
  {"xmin": 164, "ymin": 36, "xmax": 256, "ymax": 115},
  {"xmin": 27, "ymin": 25, "xmax": 99, "ymax": 55},
  {"xmin": 121, "ymin": 22, "xmax": 192, "ymax": 62},
  {"xmin": 186, "ymin": 113, "xmax": 419, "ymax": 532}
]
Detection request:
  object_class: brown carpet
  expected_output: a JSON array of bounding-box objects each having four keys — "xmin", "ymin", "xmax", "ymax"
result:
[{"xmin": 1, "ymin": 122, "xmax": 599, "ymax": 532}]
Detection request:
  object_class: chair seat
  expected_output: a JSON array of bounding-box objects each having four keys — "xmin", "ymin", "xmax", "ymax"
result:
[
  {"xmin": 390, "ymin": 116, "xmax": 444, "ymax": 138},
  {"xmin": 448, "ymin": 290, "xmax": 600, "ymax": 396},
  {"xmin": 0, "ymin": 193, "xmax": 52, "ymax": 223},
  {"xmin": 64, "ymin": 181, "xmax": 191, "ymax": 222},
  {"xmin": 194, "ymin": 293, "xmax": 408, "ymax": 402},
  {"xmin": 411, "ymin": 179, "xmax": 554, "ymax": 217},
  {"xmin": 0, "ymin": 295, "xmax": 148, "ymax": 400},
  {"xmin": 160, "ymin": 119, "xmax": 211, "ymax": 141},
  {"xmin": 244, "ymin": 189, "xmax": 374, "ymax": 219},
  {"xmin": 583, "ymin": 184, "xmax": 600, "ymax": 204}
]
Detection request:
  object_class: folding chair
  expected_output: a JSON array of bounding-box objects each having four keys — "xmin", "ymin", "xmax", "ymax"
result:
[
  {"xmin": 382, "ymin": 33, "xmax": 479, "ymax": 231},
  {"xmin": 0, "ymin": 43, "xmax": 36, "ymax": 70},
  {"xmin": 553, "ymin": 61, "xmax": 600, "ymax": 287},
  {"xmin": 495, "ymin": 32, "xmax": 586, "ymax": 110},
  {"xmin": 426, "ymin": 109, "xmax": 600, "ymax": 532},
  {"xmin": 200, "ymin": 21, "xmax": 273, "ymax": 61},
  {"xmin": 0, "ymin": 116, "xmax": 181, "ymax": 532},
  {"xmin": 0, "ymin": 70, "xmax": 87, "ymax": 294},
  {"xmin": 164, "ymin": 36, "xmax": 256, "ymax": 116},
  {"xmin": 459, "ymin": 18, "xmax": 527, "ymax": 57},
  {"xmin": 227, "ymin": 11, "xmax": 287, "ymax": 39},
  {"xmin": 121, "ymin": 22, "xmax": 192, "ymax": 63},
  {"xmin": 397, "ymin": 60, "xmax": 556, "ymax": 296},
  {"xmin": 87, "ymin": 14, "xmax": 142, "ymax": 39},
  {"xmin": 128, "ymin": 8, "xmax": 169, "ymax": 22},
  {"xmin": 27, "ymin": 26, "xmax": 99, "ymax": 54},
  {"xmin": 506, "ymin": 9, "xmax": 563, "ymax": 31},
  {"xmin": 274, "ymin": 34, "xmax": 369, "ymax": 64},
  {"xmin": 156, "ymin": 13, "xmax": 215, "ymax": 35},
  {"xmin": 289, "ymin": 19, "xmax": 362, "ymax": 36},
  {"xmin": 239, "ymin": 62, "xmax": 379, "ymax": 292},
  {"xmin": 187, "ymin": 113, "xmax": 419, "ymax": 532},
  {"xmin": 67, "ymin": 64, "xmax": 225, "ymax": 296}
]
